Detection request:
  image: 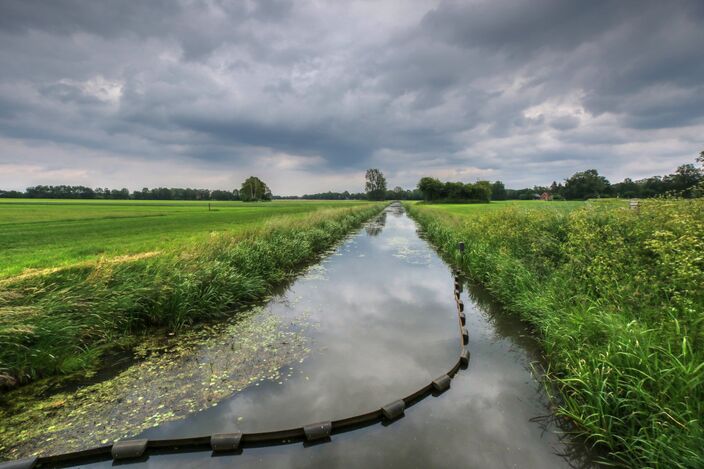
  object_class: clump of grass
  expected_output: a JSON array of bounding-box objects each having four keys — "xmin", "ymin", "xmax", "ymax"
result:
[
  {"xmin": 406, "ymin": 199, "xmax": 704, "ymax": 468},
  {"xmin": 0, "ymin": 204, "xmax": 384, "ymax": 387}
]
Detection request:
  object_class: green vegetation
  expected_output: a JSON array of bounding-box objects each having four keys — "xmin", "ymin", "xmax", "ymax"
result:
[
  {"xmin": 365, "ymin": 168, "xmax": 388, "ymax": 201},
  {"xmin": 0, "ymin": 201, "xmax": 384, "ymax": 386},
  {"xmin": 0, "ymin": 309, "xmax": 310, "ymax": 460},
  {"xmin": 417, "ymin": 177, "xmax": 492, "ymax": 203},
  {"xmin": 492, "ymin": 153, "xmax": 703, "ymax": 201},
  {"xmin": 406, "ymin": 199, "xmax": 703, "ymax": 468},
  {"xmin": 239, "ymin": 176, "xmax": 272, "ymax": 202},
  {"xmin": 0, "ymin": 199, "xmax": 372, "ymax": 279},
  {"xmin": 423, "ymin": 199, "xmax": 588, "ymax": 215}
]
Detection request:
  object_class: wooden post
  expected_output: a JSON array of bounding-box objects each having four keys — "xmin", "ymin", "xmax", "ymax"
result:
[{"xmin": 458, "ymin": 241, "xmax": 465, "ymax": 253}]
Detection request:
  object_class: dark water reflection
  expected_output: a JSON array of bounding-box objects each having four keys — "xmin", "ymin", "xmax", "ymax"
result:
[{"xmin": 81, "ymin": 204, "xmax": 590, "ymax": 468}]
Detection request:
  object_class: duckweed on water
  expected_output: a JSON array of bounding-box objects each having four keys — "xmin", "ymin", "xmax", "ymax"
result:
[{"xmin": 0, "ymin": 309, "xmax": 311, "ymax": 460}]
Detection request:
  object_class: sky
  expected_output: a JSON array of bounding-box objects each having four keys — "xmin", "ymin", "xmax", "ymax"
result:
[{"xmin": 1, "ymin": 0, "xmax": 703, "ymax": 195}]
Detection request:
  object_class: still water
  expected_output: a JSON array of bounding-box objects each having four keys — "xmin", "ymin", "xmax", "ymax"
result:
[{"xmin": 80, "ymin": 204, "xmax": 588, "ymax": 468}]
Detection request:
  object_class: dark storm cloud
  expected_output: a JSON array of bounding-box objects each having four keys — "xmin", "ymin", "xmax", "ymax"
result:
[{"xmin": 0, "ymin": 0, "xmax": 703, "ymax": 193}]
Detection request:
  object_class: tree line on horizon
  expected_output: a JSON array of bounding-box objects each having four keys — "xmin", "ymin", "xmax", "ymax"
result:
[
  {"xmin": 274, "ymin": 187, "xmax": 424, "ymax": 201},
  {"xmin": 419, "ymin": 153, "xmax": 703, "ymax": 202},
  {"xmin": 1, "ymin": 153, "xmax": 701, "ymax": 202},
  {"xmin": 490, "ymin": 160, "xmax": 703, "ymax": 201},
  {"xmin": 0, "ymin": 176, "xmax": 273, "ymax": 202},
  {"xmin": 276, "ymin": 169, "xmax": 421, "ymax": 201}
]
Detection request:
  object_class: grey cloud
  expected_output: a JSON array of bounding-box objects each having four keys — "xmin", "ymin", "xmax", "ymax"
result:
[
  {"xmin": 420, "ymin": 0, "xmax": 623, "ymax": 53},
  {"xmin": 0, "ymin": 0, "xmax": 703, "ymax": 193},
  {"xmin": 550, "ymin": 116, "xmax": 579, "ymax": 131}
]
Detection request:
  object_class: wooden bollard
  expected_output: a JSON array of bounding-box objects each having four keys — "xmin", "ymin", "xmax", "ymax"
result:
[{"xmin": 458, "ymin": 241, "xmax": 465, "ymax": 253}]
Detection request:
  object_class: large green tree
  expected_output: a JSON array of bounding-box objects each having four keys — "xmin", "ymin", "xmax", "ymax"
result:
[
  {"xmin": 665, "ymin": 164, "xmax": 703, "ymax": 197},
  {"xmin": 365, "ymin": 168, "xmax": 387, "ymax": 200},
  {"xmin": 240, "ymin": 176, "xmax": 272, "ymax": 202},
  {"xmin": 417, "ymin": 177, "xmax": 444, "ymax": 201},
  {"xmin": 563, "ymin": 169, "xmax": 611, "ymax": 200}
]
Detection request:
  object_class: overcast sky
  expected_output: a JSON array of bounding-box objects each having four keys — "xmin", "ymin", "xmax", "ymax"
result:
[{"xmin": 1, "ymin": 0, "xmax": 703, "ymax": 194}]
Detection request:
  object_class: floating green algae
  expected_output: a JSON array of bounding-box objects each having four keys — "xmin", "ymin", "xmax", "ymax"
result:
[{"xmin": 0, "ymin": 308, "xmax": 311, "ymax": 460}]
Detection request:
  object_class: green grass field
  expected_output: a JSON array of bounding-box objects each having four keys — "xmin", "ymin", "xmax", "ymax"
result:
[
  {"xmin": 0, "ymin": 199, "xmax": 372, "ymax": 279},
  {"xmin": 406, "ymin": 198, "xmax": 703, "ymax": 468}
]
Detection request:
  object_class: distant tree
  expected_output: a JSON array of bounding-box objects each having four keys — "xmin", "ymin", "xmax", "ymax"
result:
[
  {"xmin": 240, "ymin": 176, "xmax": 272, "ymax": 202},
  {"xmin": 491, "ymin": 181, "xmax": 507, "ymax": 200},
  {"xmin": 110, "ymin": 188, "xmax": 130, "ymax": 199},
  {"xmin": 549, "ymin": 181, "xmax": 565, "ymax": 198},
  {"xmin": 301, "ymin": 191, "xmax": 367, "ymax": 200},
  {"xmin": 663, "ymin": 164, "xmax": 702, "ymax": 197},
  {"xmin": 612, "ymin": 178, "xmax": 640, "ymax": 198},
  {"xmin": 416, "ymin": 177, "xmax": 490, "ymax": 202},
  {"xmin": 473, "ymin": 181, "xmax": 493, "ymax": 201},
  {"xmin": 563, "ymin": 169, "xmax": 611, "ymax": 200},
  {"xmin": 694, "ymin": 151, "xmax": 704, "ymax": 197},
  {"xmin": 365, "ymin": 169, "xmax": 387, "ymax": 201},
  {"xmin": 0, "ymin": 190, "xmax": 23, "ymax": 198},
  {"xmin": 210, "ymin": 189, "xmax": 239, "ymax": 200},
  {"xmin": 417, "ymin": 177, "xmax": 444, "ymax": 201},
  {"xmin": 444, "ymin": 181, "xmax": 465, "ymax": 200},
  {"xmin": 385, "ymin": 186, "xmax": 420, "ymax": 200}
]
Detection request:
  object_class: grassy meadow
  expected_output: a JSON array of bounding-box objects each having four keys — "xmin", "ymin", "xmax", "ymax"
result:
[
  {"xmin": 0, "ymin": 200, "xmax": 384, "ymax": 386},
  {"xmin": 406, "ymin": 199, "xmax": 703, "ymax": 468},
  {"xmin": 0, "ymin": 199, "xmax": 373, "ymax": 279}
]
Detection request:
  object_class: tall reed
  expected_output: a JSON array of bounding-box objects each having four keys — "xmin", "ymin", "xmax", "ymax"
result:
[{"xmin": 406, "ymin": 199, "xmax": 703, "ymax": 468}]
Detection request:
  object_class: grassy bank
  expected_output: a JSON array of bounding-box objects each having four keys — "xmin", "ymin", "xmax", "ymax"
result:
[
  {"xmin": 0, "ymin": 203, "xmax": 384, "ymax": 386},
  {"xmin": 405, "ymin": 199, "xmax": 703, "ymax": 468}
]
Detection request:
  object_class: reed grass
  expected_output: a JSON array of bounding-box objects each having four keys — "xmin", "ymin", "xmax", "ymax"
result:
[{"xmin": 406, "ymin": 199, "xmax": 703, "ymax": 468}]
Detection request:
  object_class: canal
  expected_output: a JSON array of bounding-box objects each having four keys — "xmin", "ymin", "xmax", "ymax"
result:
[{"xmin": 5, "ymin": 203, "xmax": 591, "ymax": 468}]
